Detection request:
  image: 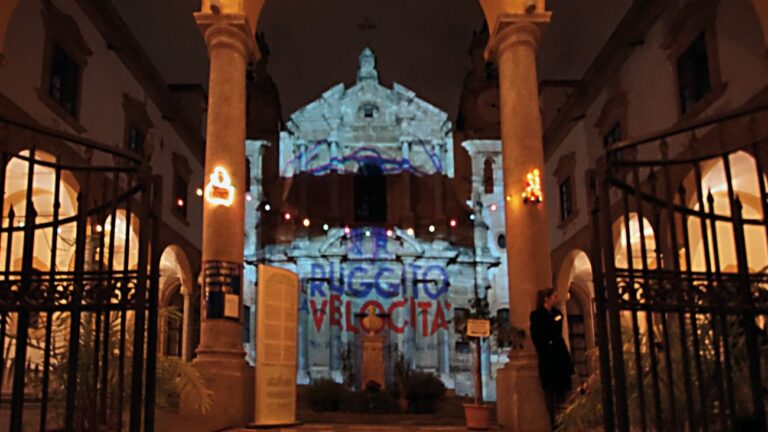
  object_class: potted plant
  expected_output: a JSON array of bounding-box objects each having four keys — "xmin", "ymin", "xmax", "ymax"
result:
[
  {"xmin": 392, "ymin": 351, "xmax": 411, "ymax": 412},
  {"xmin": 461, "ymin": 294, "xmax": 494, "ymax": 430}
]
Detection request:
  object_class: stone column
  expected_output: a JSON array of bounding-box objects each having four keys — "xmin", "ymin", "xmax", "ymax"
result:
[
  {"xmin": 399, "ymin": 139, "xmax": 415, "ymax": 229},
  {"xmin": 486, "ymin": 12, "xmax": 553, "ymax": 432},
  {"xmin": 181, "ymin": 286, "xmax": 193, "ymax": 362},
  {"xmin": 186, "ymin": 12, "xmax": 258, "ymax": 429}
]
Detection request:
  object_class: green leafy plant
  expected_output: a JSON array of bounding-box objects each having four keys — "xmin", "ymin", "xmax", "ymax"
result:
[
  {"xmin": 556, "ymin": 314, "xmax": 768, "ymax": 431},
  {"xmin": 405, "ymin": 370, "xmax": 447, "ymax": 413},
  {"xmin": 8, "ymin": 306, "xmax": 212, "ymax": 431}
]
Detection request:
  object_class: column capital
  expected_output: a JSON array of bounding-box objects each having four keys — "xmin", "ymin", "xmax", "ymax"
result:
[
  {"xmin": 194, "ymin": 13, "xmax": 259, "ymax": 62},
  {"xmin": 484, "ymin": 12, "xmax": 551, "ymax": 60}
]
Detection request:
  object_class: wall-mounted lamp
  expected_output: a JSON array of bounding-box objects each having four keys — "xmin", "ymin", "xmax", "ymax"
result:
[
  {"xmin": 522, "ymin": 168, "xmax": 543, "ymax": 204},
  {"xmin": 205, "ymin": 166, "xmax": 235, "ymax": 207}
]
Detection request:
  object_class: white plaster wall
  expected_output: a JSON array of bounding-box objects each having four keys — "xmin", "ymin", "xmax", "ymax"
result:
[
  {"xmin": 0, "ymin": 0, "xmax": 203, "ymax": 249},
  {"xmin": 546, "ymin": 0, "xmax": 768, "ymax": 260}
]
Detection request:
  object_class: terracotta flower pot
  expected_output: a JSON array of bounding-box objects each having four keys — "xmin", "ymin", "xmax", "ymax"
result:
[{"xmin": 463, "ymin": 403, "xmax": 492, "ymax": 430}]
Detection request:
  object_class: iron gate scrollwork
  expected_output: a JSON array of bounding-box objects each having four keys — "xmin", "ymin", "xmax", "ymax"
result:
[
  {"xmin": 593, "ymin": 105, "xmax": 768, "ymax": 432},
  {"xmin": 0, "ymin": 117, "xmax": 161, "ymax": 431}
]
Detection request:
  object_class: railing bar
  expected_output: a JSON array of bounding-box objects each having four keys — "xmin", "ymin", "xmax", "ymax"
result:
[
  {"xmin": 591, "ymin": 169, "xmax": 616, "ymax": 431},
  {"xmin": 609, "ymin": 177, "xmax": 766, "ymax": 225},
  {"xmin": 116, "ymin": 184, "xmax": 133, "ymax": 432},
  {"xmin": 600, "ymin": 167, "xmax": 630, "ymax": 431},
  {"xmin": 0, "ymin": 183, "xmax": 144, "ymax": 233},
  {"xmin": 64, "ymin": 171, "xmax": 91, "ymax": 432},
  {"xmin": 10, "ymin": 148, "xmax": 37, "ymax": 432},
  {"xmin": 623, "ymin": 182, "xmax": 648, "ymax": 431},
  {"xmin": 101, "ymin": 173, "xmax": 120, "ymax": 426},
  {"xmin": 629, "ymin": 160, "xmax": 662, "ymax": 431},
  {"xmin": 706, "ymin": 191, "xmax": 730, "ymax": 431},
  {"xmin": 39, "ymin": 166, "xmax": 62, "ymax": 432},
  {"xmin": 0, "ymin": 116, "xmax": 142, "ymax": 163},
  {"xmin": 732, "ymin": 194, "xmax": 768, "ymax": 430},
  {"xmin": 144, "ymin": 177, "xmax": 161, "ymax": 432},
  {"xmin": 6, "ymin": 153, "xmax": 139, "ymax": 173},
  {"xmin": 128, "ymin": 172, "xmax": 151, "ymax": 432},
  {"xmin": 752, "ymin": 141, "xmax": 768, "ymax": 257},
  {"xmin": 659, "ymin": 145, "xmax": 684, "ymax": 429},
  {"xmin": 679, "ymin": 185, "xmax": 708, "ymax": 431},
  {"xmin": 92, "ymin": 310, "xmax": 103, "ymax": 428},
  {"xmin": 608, "ymin": 100, "xmax": 768, "ymax": 154},
  {"xmin": 0, "ymin": 152, "xmax": 7, "ymax": 267}
]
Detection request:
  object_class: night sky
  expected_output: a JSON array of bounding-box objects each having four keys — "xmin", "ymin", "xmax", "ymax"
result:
[{"xmin": 113, "ymin": 0, "xmax": 632, "ymax": 120}]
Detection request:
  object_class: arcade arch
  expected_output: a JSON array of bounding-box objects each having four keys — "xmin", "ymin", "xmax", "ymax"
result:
[
  {"xmin": 555, "ymin": 249, "xmax": 595, "ymax": 380},
  {"xmin": 158, "ymin": 244, "xmax": 195, "ymax": 361},
  {"xmin": 682, "ymin": 150, "xmax": 768, "ymax": 273},
  {"xmin": 613, "ymin": 213, "xmax": 658, "ymax": 271},
  {"xmin": 1, "ymin": 149, "xmax": 79, "ymax": 273}
]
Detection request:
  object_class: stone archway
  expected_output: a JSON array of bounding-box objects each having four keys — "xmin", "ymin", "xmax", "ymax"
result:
[
  {"xmin": 554, "ymin": 249, "xmax": 595, "ymax": 380},
  {"xmin": 158, "ymin": 244, "xmax": 195, "ymax": 361}
]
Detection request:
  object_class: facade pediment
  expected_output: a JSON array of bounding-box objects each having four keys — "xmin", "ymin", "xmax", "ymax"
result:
[{"xmin": 279, "ymin": 47, "xmax": 454, "ymax": 178}]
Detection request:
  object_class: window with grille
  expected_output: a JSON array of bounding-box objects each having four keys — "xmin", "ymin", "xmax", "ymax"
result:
[
  {"xmin": 677, "ymin": 33, "xmax": 711, "ymax": 114},
  {"xmin": 559, "ymin": 177, "xmax": 573, "ymax": 221},
  {"xmin": 48, "ymin": 45, "xmax": 79, "ymax": 116}
]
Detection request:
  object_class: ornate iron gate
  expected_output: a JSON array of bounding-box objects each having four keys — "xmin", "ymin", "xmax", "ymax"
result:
[
  {"xmin": 0, "ymin": 118, "xmax": 160, "ymax": 431},
  {"xmin": 592, "ymin": 105, "xmax": 768, "ymax": 431}
]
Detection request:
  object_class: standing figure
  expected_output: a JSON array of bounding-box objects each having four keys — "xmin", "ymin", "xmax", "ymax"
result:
[{"xmin": 530, "ymin": 288, "xmax": 573, "ymax": 429}]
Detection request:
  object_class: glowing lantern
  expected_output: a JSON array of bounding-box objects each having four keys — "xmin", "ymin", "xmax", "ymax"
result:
[
  {"xmin": 522, "ymin": 169, "xmax": 543, "ymax": 204},
  {"xmin": 302, "ymin": 218, "xmax": 310, "ymax": 227},
  {"xmin": 205, "ymin": 166, "xmax": 235, "ymax": 207}
]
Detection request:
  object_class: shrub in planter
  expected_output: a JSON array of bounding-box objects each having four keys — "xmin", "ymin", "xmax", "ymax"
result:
[
  {"xmin": 307, "ymin": 378, "xmax": 344, "ymax": 412},
  {"xmin": 339, "ymin": 388, "xmax": 370, "ymax": 413},
  {"xmin": 406, "ymin": 371, "xmax": 446, "ymax": 413}
]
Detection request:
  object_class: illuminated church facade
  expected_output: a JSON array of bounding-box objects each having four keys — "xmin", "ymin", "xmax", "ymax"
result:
[{"xmin": 243, "ymin": 48, "xmax": 510, "ymax": 398}]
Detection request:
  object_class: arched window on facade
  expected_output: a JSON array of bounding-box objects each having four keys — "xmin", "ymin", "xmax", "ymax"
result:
[
  {"xmin": 483, "ymin": 158, "xmax": 494, "ymax": 194},
  {"xmin": 354, "ymin": 161, "xmax": 386, "ymax": 222}
]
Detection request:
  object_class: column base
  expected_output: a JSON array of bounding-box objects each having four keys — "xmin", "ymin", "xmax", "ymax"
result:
[
  {"xmin": 181, "ymin": 320, "xmax": 253, "ymax": 431},
  {"xmin": 496, "ymin": 349, "xmax": 551, "ymax": 432}
]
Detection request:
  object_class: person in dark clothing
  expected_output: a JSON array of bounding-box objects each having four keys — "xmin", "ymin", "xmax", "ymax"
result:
[{"xmin": 530, "ymin": 287, "xmax": 574, "ymax": 429}]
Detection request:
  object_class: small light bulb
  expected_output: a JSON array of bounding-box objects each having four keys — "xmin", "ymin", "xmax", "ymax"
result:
[
  {"xmin": 96, "ymin": 225, "xmax": 103, "ymax": 233},
  {"xmin": 449, "ymin": 219, "xmax": 457, "ymax": 228},
  {"xmin": 283, "ymin": 212, "xmax": 292, "ymax": 221},
  {"xmin": 469, "ymin": 214, "xmax": 476, "ymax": 221},
  {"xmin": 428, "ymin": 225, "xmax": 436, "ymax": 233},
  {"xmin": 264, "ymin": 203, "xmax": 271, "ymax": 212},
  {"xmin": 246, "ymin": 194, "xmax": 253, "ymax": 202},
  {"xmin": 56, "ymin": 227, "xmax": 62, "ymax": 234},
  {"xmin": 176, "ymin": 198, "xmax": 185, "ymax": 207},
  {"xmin": 344, "ymin": 226, "xmax": 351, "ymax": 235},
  {"xmin": 196, "ymin": 188, "xmax": 203, "ymax": 197},
  {"xmin": 490, "ymin": 204, "xmax": 497, "ymax": 212},
  {"xmin": 406, "ymin": 228, "xmax": 415, "ymax": 236},
  {"xmin": 386, "ymin": 229, "xmax": 393, "ymax": 237},
  {"xmin": 365, "ymin": 230, "xmax": 371, "ymax": 237},
  {"xmin": 303, "ymin": 218, "xmax": 310, "ymax": 227},
  {"xmin": 323, "ymin": 223, "xmax": 329, "ymax": 231}
]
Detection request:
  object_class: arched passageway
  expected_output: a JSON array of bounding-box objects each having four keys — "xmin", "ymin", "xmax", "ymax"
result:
[
  {"xmin": 682, "ymin": 150, "xmax": 768, "ymax": 273},
  {"xmin": 555, "ymin": 250, "xmax": 595, "ymax": 381},
  {"xmin": 158, "ymin": 245, "xmax": 195, "ymax": 361}
]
